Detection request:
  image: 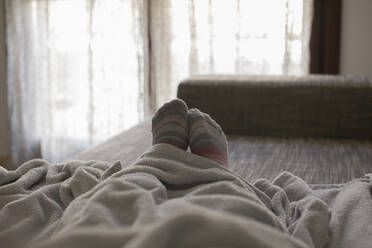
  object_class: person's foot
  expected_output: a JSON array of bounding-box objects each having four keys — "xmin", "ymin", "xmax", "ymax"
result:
[
  {"xmin": 151, "ymin": 99, "xmax": 189, "ymax": 150},
  {"xmin": 188, "ymin": 109, "xmax": 228, "ymax": 167}
]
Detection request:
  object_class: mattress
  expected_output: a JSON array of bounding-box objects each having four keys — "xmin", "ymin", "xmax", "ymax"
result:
[{"xmin": 70, "ymin": 120, "xmax": 372, "ymax": 184}]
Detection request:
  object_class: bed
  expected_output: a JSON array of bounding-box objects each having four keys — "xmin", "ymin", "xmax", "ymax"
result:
[
  {"xmin": 71, "ymin": 75, "xmax": 372, "ymax": 185},
  {"xmin": 1, "ymin": 75, "xmax": 371, "ymax": 248}
]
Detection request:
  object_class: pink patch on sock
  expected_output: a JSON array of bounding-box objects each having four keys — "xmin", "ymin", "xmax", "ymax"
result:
[{"xmin": 193, "ymin": 146, "xmax": 228, "ymax": 167}]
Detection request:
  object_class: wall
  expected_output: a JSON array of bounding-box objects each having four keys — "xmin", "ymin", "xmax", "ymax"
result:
[
  {"xmin": 340, "ymin": 0, "xmax": 372, "ymax": 76},
  {"xmin": 0, "ymin": 0, "xmax": 10, "ymax": 164}
]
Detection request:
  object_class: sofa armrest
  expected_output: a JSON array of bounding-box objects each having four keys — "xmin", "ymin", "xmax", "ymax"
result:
[{"xmin": 177, "ymin": 75, "xmax": 372, "ymax": 139}]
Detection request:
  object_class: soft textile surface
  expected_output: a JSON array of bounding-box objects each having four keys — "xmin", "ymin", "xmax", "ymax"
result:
[
  {"xmin": 228, "ymin": 135, "xmax": 372, "ymax": 184},
  {"xmin": 5, "ymin": 0, "xmax": 148, "ymax": 166},
  {"xmin": 1, "ymin": 144, "xmax": 371, "ymax": 248},
  {"xmin": 255, "ymin": 173, "xmax": 372, "ymax": 248},
  {"xmin": 178, "ymin": 75, "xmax": 372, "ymax": 139},
  {"xmin": 71, "ymin": 121, "xmax": 372, "ymax": 184}
]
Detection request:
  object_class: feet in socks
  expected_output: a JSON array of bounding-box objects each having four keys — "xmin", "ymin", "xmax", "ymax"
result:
[
  {"xmin": 188, "ymin": 108, "xmax": 229, "ymax": 167},
  {"xmin": 151, "ymin": 99, "xmax": 189, "ymax": 150}
]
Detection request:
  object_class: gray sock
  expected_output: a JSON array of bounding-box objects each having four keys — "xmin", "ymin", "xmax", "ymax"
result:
[
  {"xmin": 152, "ymin": 99, "xmax": 188, "ymax": 150},
  {"xmin": 188, "ymin": 108, "xmax": 228, "ymax": 167}
]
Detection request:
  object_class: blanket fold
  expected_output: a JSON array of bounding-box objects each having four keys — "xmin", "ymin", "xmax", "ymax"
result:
[{"xmin": 0, "ymin": 144, "xmax": 371, "ymax": 248}]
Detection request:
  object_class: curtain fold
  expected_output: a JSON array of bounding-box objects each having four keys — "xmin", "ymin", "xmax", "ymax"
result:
[
  {"xmin": 6, "ymin": 0, "xmax": 148, "ymax": 165},
  {"xmin": 310, "ymin": 0, "xmax": 342, "ymax": 74},
  {"xmin": 150, "ymin": 0, "xmax": 314, "ymax": 108},
  {"xmin": 5, "ymin": 0, "xmax": 313, "ymax": 166}
]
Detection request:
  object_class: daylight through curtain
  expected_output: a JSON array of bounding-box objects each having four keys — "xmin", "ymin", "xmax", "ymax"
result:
[
  {"xmin": 5, "ymin": 0, "xmax": 313, "ymax": 166},
  {"xmin": 150, "ymin": 0, "xmax": 314, "ymax": 107},
  {"xmin": 6, "ymin": 0, "xmax": 148, "ymax": 164}
]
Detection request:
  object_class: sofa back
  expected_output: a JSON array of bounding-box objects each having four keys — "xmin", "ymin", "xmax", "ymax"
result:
[{"xmin": 177, "ymin": 75, "xmax": 372, "ymax": 140}]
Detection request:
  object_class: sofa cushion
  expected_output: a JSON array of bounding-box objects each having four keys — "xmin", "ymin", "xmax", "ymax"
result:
[{"xmin": 178, "ymin": 75, "xmax": 372, "ymax": 140}]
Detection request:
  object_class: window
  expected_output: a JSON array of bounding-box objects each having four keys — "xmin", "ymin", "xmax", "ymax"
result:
[{"xmin": 5, "ymin": 0, "xmax": 313, "ymax": 164}]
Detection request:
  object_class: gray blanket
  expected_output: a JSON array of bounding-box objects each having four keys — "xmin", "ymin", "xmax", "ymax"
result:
[{"xmin": 0, "ymin": 144, "xmax": 371, "ymax": 248}]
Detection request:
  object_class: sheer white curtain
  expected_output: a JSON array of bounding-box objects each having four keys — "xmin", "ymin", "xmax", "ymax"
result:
[
  {"xmin": 150, "ymin": 0, "xmax": 314, "ymax": 106},
  {"xmin": 6, "ymin": 0, "xmax": 148, "ymax": 164},
  {"xmin": 6, "ymin": 0, "xmax": 313, "ymax": 165}
]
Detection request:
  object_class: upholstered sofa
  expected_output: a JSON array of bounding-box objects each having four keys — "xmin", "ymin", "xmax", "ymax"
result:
[{"xmin": 72, "ymin": 75, "xmax": 372, "ymax": 184}]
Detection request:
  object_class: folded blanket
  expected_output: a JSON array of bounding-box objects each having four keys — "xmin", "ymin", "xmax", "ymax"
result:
[{"xmin": 0, "ymin": 144, "xmax": 371, "ymax": 248}]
